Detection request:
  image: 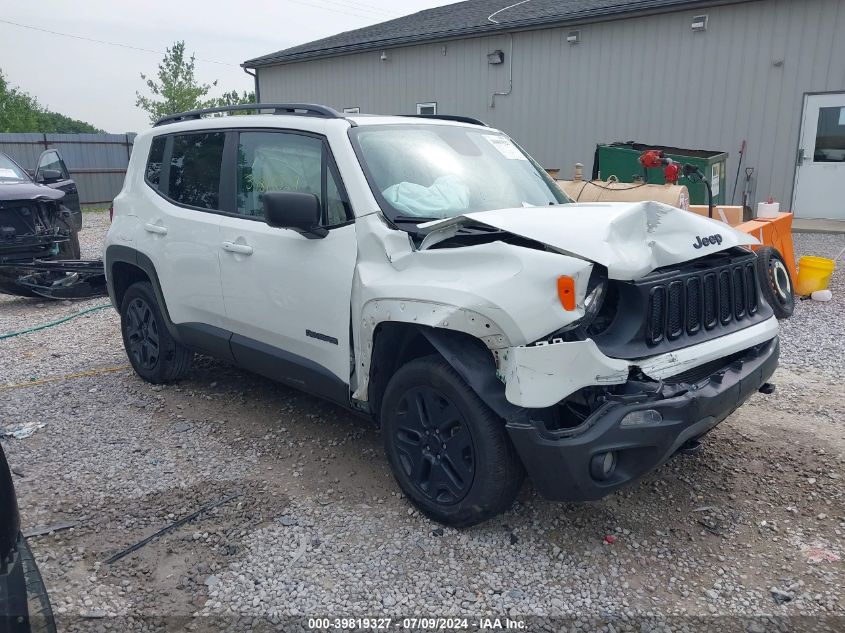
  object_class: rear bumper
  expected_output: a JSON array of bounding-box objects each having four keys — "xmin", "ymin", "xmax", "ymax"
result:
[{"xmin": 505, "ymin": 336, "xmax": 779, "ymax": 501}]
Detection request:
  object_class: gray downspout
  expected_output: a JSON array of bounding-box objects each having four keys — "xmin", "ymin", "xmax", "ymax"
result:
[{"xmin": 243, "ymin": 66, "xmax": 260, "ymax": 102}]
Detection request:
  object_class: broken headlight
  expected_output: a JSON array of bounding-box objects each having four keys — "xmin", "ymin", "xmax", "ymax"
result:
[
  {"xmin": 555, "ymin": 270, "xmax": 608, "ymax": 335},
  {"xmin": 583, "ymin": 273, "xmax": 607, "ymax": 326}
]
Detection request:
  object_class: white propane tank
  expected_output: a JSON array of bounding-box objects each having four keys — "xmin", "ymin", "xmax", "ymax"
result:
[
  {"xmin": 555, "ymin": 163, "xmax": 690, "ymax": 209},
  {"xmin": 556, "ymin": 179, "xmax": 690, "ymax": 210}
]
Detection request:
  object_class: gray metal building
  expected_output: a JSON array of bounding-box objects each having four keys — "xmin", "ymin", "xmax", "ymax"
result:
[{"xmin": 244, "ymin": 0, "xmax": 845, "ymax": 220}]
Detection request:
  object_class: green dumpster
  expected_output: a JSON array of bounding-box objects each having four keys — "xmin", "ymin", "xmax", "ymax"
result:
[{"xmin": 594, "ymin": 142, "xmax": 729, "ymax": 206}]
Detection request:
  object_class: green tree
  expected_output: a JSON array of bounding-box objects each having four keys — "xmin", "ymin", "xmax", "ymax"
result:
[
  {"xmin": 214, "ymin": 89, "xmax": 256, "ymax": 109},
  {"xmin": 136, "ymin": 42, "xmax": 257, "ymax": 123},
  {"xmin": 135, "ymin": 41, "xmax": 219, "ymax": 124},
  {"xmin": 0, "ymin": 69, "xmax": 101, "ymax": 133}
]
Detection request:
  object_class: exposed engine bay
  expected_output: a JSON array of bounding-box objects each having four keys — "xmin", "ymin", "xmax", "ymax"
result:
[{"xmin": 0, "ymin": 188, "xmax": 105, "ymax": 300}]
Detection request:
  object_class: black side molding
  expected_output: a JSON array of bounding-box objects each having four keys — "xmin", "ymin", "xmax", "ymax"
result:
[
  {"xmin": 230, "ymin": 333, "xmax": 350, "ymax": 407},
  {"xmin": 176, "ymin": 323, "xmax": 236, "ymax": 363}
]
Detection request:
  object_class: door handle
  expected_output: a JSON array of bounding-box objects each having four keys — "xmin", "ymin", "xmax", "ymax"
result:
[
  {"xmin": 221, "ymin": 241, "xmax": 253, "ymax": 255},
  {"xmin": 143, "ymin": 223, "xmax": 168, "ymax": 235}
]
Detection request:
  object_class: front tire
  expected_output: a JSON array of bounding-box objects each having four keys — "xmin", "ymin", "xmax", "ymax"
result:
[
  {"xmin": 120, "ymin": 281, "xmax": 192, "ymax": 383},
  {"xmin": 380, "ymin": 355, "xmax": 524, "ymax": 527}
]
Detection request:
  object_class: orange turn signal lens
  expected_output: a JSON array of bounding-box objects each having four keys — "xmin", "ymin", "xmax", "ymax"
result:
[{"xmin": 557, "ymin": 275, "xmax": 576, "ymax": 311}]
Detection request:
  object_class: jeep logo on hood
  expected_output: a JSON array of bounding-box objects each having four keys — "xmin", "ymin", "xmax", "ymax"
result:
[{"xmin": 693, "ymin": 233, "xmax": 723, "ymax": 249}]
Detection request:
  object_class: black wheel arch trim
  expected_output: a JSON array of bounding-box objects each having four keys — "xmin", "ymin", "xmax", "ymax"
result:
[
  {"xmin": 419, "ymin": 328, "xmax": 525, "ymax": 423},
  {"xmin": 105, "ymin": 244, "xmax": 183, "ymax": 343}
]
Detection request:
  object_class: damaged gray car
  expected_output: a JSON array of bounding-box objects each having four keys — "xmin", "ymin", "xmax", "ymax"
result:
[{"xmin": 0, "ymin": 150, "xmax": 104, "ymax": 299}]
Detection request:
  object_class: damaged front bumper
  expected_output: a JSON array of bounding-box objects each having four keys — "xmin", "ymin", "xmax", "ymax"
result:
[
  {"xmin": 499, "ymin": 316, "xmax": 780, "ymax": 408},
  {"xmin": 505, "ymin": 336, "xmax": 779, "ymax": 501}
]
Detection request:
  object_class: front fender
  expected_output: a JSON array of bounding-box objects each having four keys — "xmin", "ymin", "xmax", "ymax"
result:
[
  {"xmin": 350, "ymin": 213, "xmax": 595, "ymax": 403},
  {"xmin": 352, "ymin": 298, "xmax": 511, "ymax": 402}
]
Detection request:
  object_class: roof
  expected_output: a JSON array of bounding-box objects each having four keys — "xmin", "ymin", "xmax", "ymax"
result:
[
  {"xmin": 244, "ymin": 0, "xmax": 716, "ymax": 67},
  {"xmin": 137, "ymin": 112, "xmax": 486, "ymax": 144}
]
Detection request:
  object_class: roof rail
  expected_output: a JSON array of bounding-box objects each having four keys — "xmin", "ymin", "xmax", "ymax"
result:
[
  {"xmin": 398, "ymin": 114, "xmax": 488, "ymax": 127},
  {"xmin": 153, "ymin": 103, "xmax": 342, "ymax": 127}
]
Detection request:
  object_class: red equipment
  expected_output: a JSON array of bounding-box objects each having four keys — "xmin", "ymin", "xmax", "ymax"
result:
[{"xmin": 638, "ymin": 149, "xmax": 680, "ymax": 184}]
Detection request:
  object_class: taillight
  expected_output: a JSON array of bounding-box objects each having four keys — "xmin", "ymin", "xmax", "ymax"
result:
[{"xmin": 109, "ymin": 204, "xmax": 114, "ymax": 222}]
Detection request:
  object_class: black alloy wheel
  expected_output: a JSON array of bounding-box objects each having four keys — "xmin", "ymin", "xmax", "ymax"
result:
[
  {"xmin": 393, "ymin": 385, "xmax": 475, "ymax": 504},
  {"xmin": 381, "ymin": 355, "xmax": 524, "ymax": 527},
  {"xmin": 124, "ymin": 296, "xmax": 160, "ymax": 371},
  {"xmin": 119, "ymin": 281, "xmax": 192, "ymax": 383}
]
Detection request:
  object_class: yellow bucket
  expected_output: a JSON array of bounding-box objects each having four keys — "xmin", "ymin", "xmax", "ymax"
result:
[{"xmin": 796, "ymin": 256, "xmax": 836, "ymax": 296}]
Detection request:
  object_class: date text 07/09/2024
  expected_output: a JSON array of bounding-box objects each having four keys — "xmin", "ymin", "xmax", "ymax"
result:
[{"xmin": 307, "ymin": 617, "xmax": 526, "ymax": 630}]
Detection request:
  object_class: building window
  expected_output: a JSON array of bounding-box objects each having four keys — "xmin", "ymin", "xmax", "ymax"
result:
[
  {"xmin": 416, "ymin": 102, "xmax": 437, "ymax": 115},
  {"xmin": 814, "ymin": 106, "xmax": 845, "ymax": 162},
  {"xmin": 343, "ymin": 107, "xmax": 360, "ymax": 114}
]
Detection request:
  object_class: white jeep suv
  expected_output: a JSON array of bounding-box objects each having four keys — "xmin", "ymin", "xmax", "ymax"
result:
[{"xmin": 105, "ymin": 104, "xmax": 779, "ymax": 526}]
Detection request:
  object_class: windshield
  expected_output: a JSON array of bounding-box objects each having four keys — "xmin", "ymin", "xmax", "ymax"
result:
[
  {"xmin": 0, "ymin": 154, "xmax": 28, "ymax": 183},
  {"xmin": 350, "ymin": 124, "xmax": 569, "ymax": 221},
  {"xmin": 0, "ymin": 154, "xmax": 29, "ymax": 183}
]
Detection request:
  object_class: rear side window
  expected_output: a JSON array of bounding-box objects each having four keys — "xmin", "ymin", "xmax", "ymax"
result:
[
  {"xmin": 169, "ymin": 132, "xmax": 225, "ymax": 209},
  {"xmin": 145, "ymin": 136, "xmax": 166, "ymax": 189}
]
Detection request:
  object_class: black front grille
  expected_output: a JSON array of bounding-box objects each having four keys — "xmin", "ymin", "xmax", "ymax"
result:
[
  {"xmin": 703, "ymin": 273, "xmax": 718, "ymax": 328},
  {"xmin": 686, "ymin": 277, "xmax": 702, "ymax": 334},
  {"xmin": 646, "ymin": 256, "xmax": 760, "ymax": 347}
]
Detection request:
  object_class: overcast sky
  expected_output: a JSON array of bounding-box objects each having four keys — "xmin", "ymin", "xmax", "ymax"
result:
[{"xmin": 0, "ymin": 0, "xmax": 452, "ymax": 133}]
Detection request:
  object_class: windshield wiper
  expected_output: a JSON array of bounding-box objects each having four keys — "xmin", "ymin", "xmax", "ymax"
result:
[{"xmin": 392, "ymin": 215, "xmax": 440, "ymax": 224}]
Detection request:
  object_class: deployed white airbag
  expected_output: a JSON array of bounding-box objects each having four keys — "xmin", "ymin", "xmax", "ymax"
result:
[{"xmin": 382, "ymin": 175, "xmax": 470, "ymax": 218}]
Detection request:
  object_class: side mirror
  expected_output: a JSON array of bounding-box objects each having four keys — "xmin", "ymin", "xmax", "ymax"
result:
[
  {"xmin": 262, "ymin": 191, "xmax": 327, "ymax": 239},
  {"xmin": 38, "ymin": 169, "xmax": 63, "ymax": 184}
]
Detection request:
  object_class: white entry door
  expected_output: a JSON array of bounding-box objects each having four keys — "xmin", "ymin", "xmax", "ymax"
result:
[{"xmin": 793, "ymin": 93, "xmax": 845, "ymax": 220}]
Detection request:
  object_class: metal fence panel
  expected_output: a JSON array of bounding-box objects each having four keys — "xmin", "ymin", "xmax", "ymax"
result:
[{"xmin": 0, "ymin": 133, "xmax": 134, "ymax": 206}]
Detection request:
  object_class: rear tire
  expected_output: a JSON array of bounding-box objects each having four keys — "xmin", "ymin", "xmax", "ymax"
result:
[
  {"xmin": 756, "ymin": 246, "xmax": 794, "ymax": 319},
  {"xmin": 120, "ymin": 281, "xmax": 192, "ymax": 383},
  {"xmin": 380, "ymin": 355, "xmax": 524, "ymax": 527}
]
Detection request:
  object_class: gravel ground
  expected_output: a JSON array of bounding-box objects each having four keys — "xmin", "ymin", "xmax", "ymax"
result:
[
  {"xmin": 1, "ymin": 216, "xmax": 844, "ymax": 632},
  {"xmin": 779, "ymin": 232, "xmax": 845, "ymax": 379}
]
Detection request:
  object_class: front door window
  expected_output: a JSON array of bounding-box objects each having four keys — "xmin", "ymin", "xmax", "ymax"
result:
[{"xmin": 236, "ymin": 131, "xmax": 351, "ymax": 226}]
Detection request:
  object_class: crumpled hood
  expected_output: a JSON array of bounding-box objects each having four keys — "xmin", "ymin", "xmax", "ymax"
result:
[
  {"xmin": 419, "ymin": 201, "xmax": 758, "ymax": 280},
  {"xmin": 0, "ymin": 181, "xmax": 64, "ymax": 203}
]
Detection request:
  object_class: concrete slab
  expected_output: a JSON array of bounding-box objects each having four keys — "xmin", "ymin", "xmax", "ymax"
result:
[{"xmin": 792, "ymin": 218, "xmax": 845, "ymax": 234}]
